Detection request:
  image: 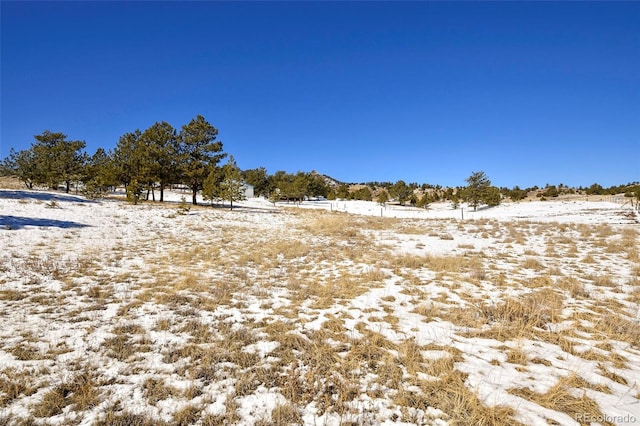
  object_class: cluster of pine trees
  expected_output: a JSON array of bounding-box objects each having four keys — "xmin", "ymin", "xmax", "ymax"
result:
[
  {"xmin": 0, "ymin": 115, "xmax": 337, "ymax": 207},
  {"xmin": 2, "ymin": 115, "xmax": 232, "ymax": 205}
]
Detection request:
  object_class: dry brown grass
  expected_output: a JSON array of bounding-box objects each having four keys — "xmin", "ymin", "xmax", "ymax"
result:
[
  {"xmin": 0, "ymin": 176, "xmax": 28, "ymax": 189},
  {"xmin": 142, "ymin": 377, "xmax": 179, "ymax": 404},
  {"xmin": 8, "ymin": 343, "xmax": 44, "ymax": 361},
  {"xmin": 509, "ymin": 374, "xmax": 613, "ymax": 425},
  {"xmin": 31, "ymin": 370, "xmax": 99, "ymax": 417},
  {"xmin": 3, "ymin": 192, "xmax": 638, "ymax": 425},
  {"xmin": 303, "ymin": 212, "xmax": 361, "ymax": 239},
  {"xmin": 397, "ymin": 338, "xmax": 425, "ymax": 375},
  {"xmin": 391, "ymin": 253, "xmax": 481, "ymax": 276},
  {"xmin": 0, "ymin": 370, "xmax": 39, "ymax": 407},
  {"xmin": 521, "ymin": 257, "xmax": 544, "ymax": 270},
  {"xmin": 506, "ymin": 345, "xmax": 529, "ymax": 365},
  {"xmin": 172, "ymin": 405, "xmax": 201, "ymax": 426},
  {"xmin": 594, "ymin": 311, "xmax": 640, "ymax": 346},
  {"xmin": 413, "ymin": 370, "xmax": 523, "ymax": 425},
  {"xmin": 95, "ymin": 410, "xmax": 166, "ymax": 426},
  {"xmin": 270, "ymin": 403, "xmax": 303, "ymax": 424},
  {"xmin": 556, "ymin": 276, "xmax": 590, "ymax": 298},
  {"xmin": 466, "ymin": 288, "xmax": 566, "ymax": 340},
  {"xmin": 0, "ymin": 289, "xmax": 28, "ymax": 301}
]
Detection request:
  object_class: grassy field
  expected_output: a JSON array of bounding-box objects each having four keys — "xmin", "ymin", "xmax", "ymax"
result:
[{"xmin": 0, "ymin": 188, "xmax": 639, "ymax": 425}]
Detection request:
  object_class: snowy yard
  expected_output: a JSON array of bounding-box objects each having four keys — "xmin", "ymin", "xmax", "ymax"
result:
[{"xmin": 0, "ymin": 189, "xmax": 639, "ymax": 425}]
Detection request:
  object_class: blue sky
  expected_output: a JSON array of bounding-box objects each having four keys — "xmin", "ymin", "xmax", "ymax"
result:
[{"xmin": 1, "ymin": 1, "xmax": 638, "ymax": 188}]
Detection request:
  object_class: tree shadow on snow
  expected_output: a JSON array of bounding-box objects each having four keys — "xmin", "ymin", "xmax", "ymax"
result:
[
  {"xmin": 0, "ymin": 190, "xmax": 96, "ymax": 204},
  {"xmin": 472, "ymin": 205, "xmax": 499, "ymax": 212},
  {"xmin": 0, "ymin": 215, "xmax": 90, "ymax": 230}
]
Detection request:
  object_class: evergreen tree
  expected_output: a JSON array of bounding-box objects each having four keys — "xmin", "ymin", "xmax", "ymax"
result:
[
  {"xmin": 508, "ymin": 186, "xmax": 528, "ymax": 201},
  {"xmin": 335, "ymin": 184, "xmax": 350, "ymax": 199},
  {"xmin": 242, "ymin": 167, "xmax": 269, "ymax": 197},
  {"xmin": 417, "ymin": 193, "xmax": 431, "ymax": 209},
  {"xmin": 292, "ymin": 172, "xmax": 312, "ymax": 201},
  {"xmin": 269, "ymin": 171, "xmax": 291, "ymax": 201},
  {"xmin": 82, "ymin": 148, "xmax": 116, "ymax": 198},
  {"xmin": 202, "ymin": 166, "xmax": 223, "ymax": 206},
  {"xmin": 30, "ymin": 131, "xmax": 86, "ymax": 192},
  {"xmin": 179, "ymin": 115, "xmax": 226, "ymax": 205},
  {"xmin": 389, "ymin": 180, "xmax": 412, "ymax": 205},
  {"xmin": 140, "ymin": 121, "xmax": 179, "ymax": 202},
  {"xmin": 307, "ymin": 173, "xmax": 330, "ymax": 198},
  {"xmin": 127, "ymin": 179, "xmax": 144, "ymax": 204},
  {"xmin": 586, "ymin": 183, "xmax": 604, "ymax": 195},
  {"xmin": 218, "ymin": 155, "xmax": 245, "ymax": 210},
  {"xmin": 112, "ymin": 130, "xmax": 150, "ymax": 203},
  {"xmin": 451, "ymin": 193, "xmax": 460, "ymax": 209},
  {"xmin": 484, "ymin": 186, "xmax": 502, "ymax": 207},
  {"xmin": 377, "ymin": 190, "xmax": 389, "ymax": 206},
  {"xmin": 542, "ymin": 185, "xmax": 559, "ymax": 198},
  {"xmin": 464, "ymin": 171, "xmax": 491, "ymax": 211},
  {"xmin": 4, "ymin": 148, "xmax": 39, "ymax": 189},
  {"xmin": 268, "ymin": 188, "xmax": 281, "ymax": 205},
  {"xmin": 353, "ymin": 187, "xmax": 372, "ymax": 201},
  {"xmin": 269, "ymin": 171, "xmax": 292, "ymax": 201}
]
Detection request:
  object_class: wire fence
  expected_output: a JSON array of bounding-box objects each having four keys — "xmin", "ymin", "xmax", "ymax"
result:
[{"xmin": 603, "ymin": 195, "xmax": 640, "ymax": 214}]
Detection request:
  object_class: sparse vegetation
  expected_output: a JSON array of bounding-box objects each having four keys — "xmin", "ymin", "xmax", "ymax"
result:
[{"xmin": 0, "ymin": 186, "xmax": 638, "ymax": 425}]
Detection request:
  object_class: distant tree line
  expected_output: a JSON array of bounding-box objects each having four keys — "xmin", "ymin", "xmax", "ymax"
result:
[{"xmin": 3, "ymin": 121, "xmax": 639, "ymax": 209}]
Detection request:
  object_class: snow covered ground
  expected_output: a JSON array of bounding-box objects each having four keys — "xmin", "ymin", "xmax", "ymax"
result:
[
  {"xmin": 278, "ymin": 197, "xmax": 638, "ymax": 224},
  {"xmin": 1, "ymin": 189, "xmax": 639, "ymax": 425}
]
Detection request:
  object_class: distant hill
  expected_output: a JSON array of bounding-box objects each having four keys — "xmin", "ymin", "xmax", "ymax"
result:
[{"xmin": 310, "ymin": 170, "xmax": 344, "ymax": 188}]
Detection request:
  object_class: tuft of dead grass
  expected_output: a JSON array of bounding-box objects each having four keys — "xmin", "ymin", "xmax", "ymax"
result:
[
  {"xmin": 416, "ymin": 370, "xmax": 524, "ymax": 425},
  {"xmin": 0, "ymin": 370, "xmax": 39, "ymax": 407},
  {"xmin": 31, "ymin": 370, "xmax": 100, "ymax": 417},
  {"xmin": 509, "ymin": 374, "xmax": 612, "ymax": 425}
]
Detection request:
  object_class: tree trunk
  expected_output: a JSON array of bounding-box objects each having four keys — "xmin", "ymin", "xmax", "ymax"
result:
[
  {"xmin": 160, "ymin": 185, "xmax": 164, "ymax": 202},
  {"xmin": 66, "ymin": 181, "xmax": 70, "ymax": 193},
  {"xmin": 192, "ymin": 188, "xmax": 198, "ymax": 205}
]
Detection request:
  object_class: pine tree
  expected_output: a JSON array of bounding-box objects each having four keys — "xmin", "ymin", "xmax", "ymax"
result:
[
  {"xmin": 4, "ymin": 148, "xmax": 39, "ymax": 189},
  {"xmin": 30, "ymin": 131, "xmax": 86, "ymax": 192},
  {"xmin": 353, "ymin": 187, "xmax": 372, "ymax": 201},
  {"xmin": 82, "ymin": 148, "xmax": 116, "ymax": 198},
  {"xmin": 484, "ymin": 186, "xmax": 501, "ymax": 207},
  {"xmin": 464, "ymin": 171, "xmax": 491, "ymax": 211},
  {"xmin": 268, "ymin": 189, "xmax": 281, "ymax": 206},
  {"xmin": 389, "ymin": 180, "xmax": 412, "ymax": 205},
  {"xmin": 242, "ymin": 167, "xmax": 269, "ymax": 197},
  {"xmin": 377, "ymin": 190, "xmax": 389, "ymax": 206},
  {"xmin": 418, "ymin": 193, "xmax": 431, "ymax": 209},
  {"xmin": 336, "ymin": 184, "xmax": 350, "ymax": 199},
  {"xmin": 269, "ymin": 171, "xmax": 293, "ymax": 202},
  {"xmin": 127, "ymin": 179, "xmax": 144, "ymax": 205},
  {"xmin": 218, "ymin": 155, "xmax": 245, "ymax": 210},
  {"xmin": 202, "ymin": 167, "xmax": 223, "ymax": 206},
  {"xmin": 292, "ymin": 172, "xmax": 310, "ymax": 202},
  {"xmin": 179, "ymin": 115, "xmax": 226, "ymax": 205},
  {"xmin": 140, "ymin": 121, "xmax": 179, "ymax": 202},
  {"xmin": 112, "ymin": 130, "xmax": 151, "ymax": 202}
]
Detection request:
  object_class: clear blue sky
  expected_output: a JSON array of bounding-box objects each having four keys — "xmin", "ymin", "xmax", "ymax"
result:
[{"xmin": 1, "ymin": 1, "xmax": 638, "ymax": 188}]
